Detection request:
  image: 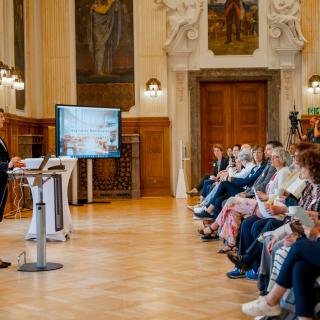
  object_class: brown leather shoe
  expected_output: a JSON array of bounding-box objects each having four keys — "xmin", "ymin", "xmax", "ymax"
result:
[{"xmin": 186, "ymin": 188, "xmax": 199, "ymax": 196}]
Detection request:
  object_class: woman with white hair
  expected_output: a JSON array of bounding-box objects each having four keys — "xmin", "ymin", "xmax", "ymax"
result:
[
  {"xmin": 199, "ymin": 148, "xmax": 292, "ymax": 251},
  {"xmin": 194, "ymin": 148, "xmax": 256, "ymax": 220}
]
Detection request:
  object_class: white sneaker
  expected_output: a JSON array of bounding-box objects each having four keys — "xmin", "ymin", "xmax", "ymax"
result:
[
  {"xmin": 242, "ymin": 296, "xmax": 281, "ymax": 317},
  {"xmin": 194, "ymin": 206, "xmax": 205, "ymax": 214}
]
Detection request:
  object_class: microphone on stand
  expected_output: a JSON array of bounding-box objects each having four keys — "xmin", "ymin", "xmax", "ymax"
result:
[{"xmin": 48, "ymin": 157, "xmax": 65, "ymax": 170}]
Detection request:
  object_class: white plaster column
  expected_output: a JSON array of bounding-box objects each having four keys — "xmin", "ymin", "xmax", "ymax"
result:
[
  {"xmin": 40, "ymin": 0, "xmax": 76, "ymax": 118},
  {"xmin": 138, "ymin": 0, "xmax": 167, "ymax": 116},
  {"xmin": 0, "ymin": 0, "xmax": 6, "ymax": 109},
  {"xmin": 0, "ymin": 0, "xmax": 15, "ymax": 113},
  {"xmin": 25, "ymin": 0, "xmax": 43, "ymax": 118},
  {"xmin": 301, "ymin": 0, "xmax": 320, "ymax": 113},
  {"xmin": 168, "ymin": 70, "xmax": 190, "ymax": 194},
  {"xmin": 280, "ymin": 69, "xmax": 294, "ymax": 145}
]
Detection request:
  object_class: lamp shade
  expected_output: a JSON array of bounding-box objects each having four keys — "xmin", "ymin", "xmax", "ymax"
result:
[
  {"xmin": 308, "ymin": 75, "xmax": 320, "ymax": 94},
  {"xmin": 145, "ymin": 78, "xmax": 162, "ymax": 97}
]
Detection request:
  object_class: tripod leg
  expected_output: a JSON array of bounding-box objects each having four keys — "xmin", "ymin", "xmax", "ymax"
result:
[
  {"xmin": 297, "ymin": 121, "xmax": 303, "ymax": 141},
  {"xmin": 286, "ymin": 128, "xmax": 294, "ymax": 149}
]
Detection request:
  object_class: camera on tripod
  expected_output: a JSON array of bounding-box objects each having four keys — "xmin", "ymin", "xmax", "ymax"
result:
[
  {"xmin": 287, "ymin": 106, "xmax": 303, "ymax": 149},
  {"xmin": 289, "ymin": 111, "xmax": 300, "ymax": 127}
]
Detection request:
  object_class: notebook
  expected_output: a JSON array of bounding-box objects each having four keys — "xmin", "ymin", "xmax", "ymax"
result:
[{"xmin": 253, "ymin": 187, "xmax": 272, "ymax": 219}]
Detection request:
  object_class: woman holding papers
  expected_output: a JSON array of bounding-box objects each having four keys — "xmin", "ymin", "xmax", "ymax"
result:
[
  {"xmin": 199, "ymin": 147, "xmax": 292, "ymax": 251},
  {"xmin": 242, "ymin": 146, "xmax": 320, "ymax": 319}
]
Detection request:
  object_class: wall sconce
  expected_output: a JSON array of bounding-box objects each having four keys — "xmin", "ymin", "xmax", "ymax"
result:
[
  {"xmin": 308, "ymin": 75, "xmax": 320, "ymax": 94},
  {"xmin": 0, "ymin": 61, "xmax": 24, "ymax": 90},
  {"xmin": 145, "ymin": 78, "xmax": 162, "ymax": 97}
]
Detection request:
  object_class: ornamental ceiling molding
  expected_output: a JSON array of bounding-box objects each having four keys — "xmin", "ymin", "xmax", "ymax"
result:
[{"xmin": 154, "ymin": 0, "xmax": 204, "ymax": 53}]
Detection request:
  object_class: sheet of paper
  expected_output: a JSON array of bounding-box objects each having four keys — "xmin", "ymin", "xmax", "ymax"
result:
[
  {"xmin": 253, "ymin": 188, "xmax": 272, "ymax": 219},
  {"xmin": 295, "ymin": 207, "xmax": 315, "ymax": 228}
]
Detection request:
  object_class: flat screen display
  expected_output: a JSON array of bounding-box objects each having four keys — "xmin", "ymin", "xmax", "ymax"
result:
[{"xmin": 56, "ymin": 104, "xmax": 121, "ymax": 159}]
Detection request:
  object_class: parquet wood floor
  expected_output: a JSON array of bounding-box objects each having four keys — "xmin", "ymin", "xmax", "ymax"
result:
[{"xmin": 0, "ymin": 198, "xmax": 257, "ymax": 319}]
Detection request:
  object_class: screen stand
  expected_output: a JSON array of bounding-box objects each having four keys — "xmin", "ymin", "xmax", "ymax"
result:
[
  {"xmin": 72, "ymin": 162, "xmax": 78, "ymax": 205},
  {"xmin": 87, "ymin": 159, "xmax": 93, "ymax": 203}
]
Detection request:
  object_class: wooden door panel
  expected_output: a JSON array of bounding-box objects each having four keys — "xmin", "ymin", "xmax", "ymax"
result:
[
  {"xmin": 233, "ymin": 83, "xmax": 266, "ymax": 145},
  {"xmin": 200, "ymin": 83, "xmax": 232, "ymax": 175},
  {"xmin": 200, "ymin": 81, "xmax": 266, "ymax": 176}
]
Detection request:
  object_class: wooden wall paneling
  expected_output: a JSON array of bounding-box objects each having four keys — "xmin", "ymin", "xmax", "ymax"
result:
[
  {"xmin": 1, "ymin": 113, "xmax": 54, "ymax": 214},
  {"xmin": 1, "ymin": 114, "xmax": 171, "ymax": 213},
  {"xmin": 138, "ymin": 118, "xmax": 171, "ymax": 196}
]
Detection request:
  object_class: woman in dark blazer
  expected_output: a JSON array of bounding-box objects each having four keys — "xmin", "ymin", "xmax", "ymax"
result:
[
  {"xmin": 187, "ymin": 144, "xmax": 228, "ymax": 196},
  {"xmin": 0, "ymin": 108, "xmax": 24, "ymax": 268}
]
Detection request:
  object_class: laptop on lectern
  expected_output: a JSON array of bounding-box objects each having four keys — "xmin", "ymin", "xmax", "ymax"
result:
[{"xmin": 25, "ymin": 155, "xmax": 50, "ymax": 171}]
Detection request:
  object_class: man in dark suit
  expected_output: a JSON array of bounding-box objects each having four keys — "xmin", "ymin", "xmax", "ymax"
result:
[{"xmin": 0, "ymin": 108, "xmax": 24, "ymax": 268}]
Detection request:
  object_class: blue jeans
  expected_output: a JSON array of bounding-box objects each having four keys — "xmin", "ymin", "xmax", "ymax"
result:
[{"xmin": 276, "ymin": 239, "xmax": 320, "ymax": 317}]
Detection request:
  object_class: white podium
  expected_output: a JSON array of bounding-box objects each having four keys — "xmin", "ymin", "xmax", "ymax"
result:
[{"xmin": 24, "ymin": 157, "xmax": 77, "ymax": 241}]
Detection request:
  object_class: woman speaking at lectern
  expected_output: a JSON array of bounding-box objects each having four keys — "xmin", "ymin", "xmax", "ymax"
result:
[{"xmin": 0, "ymin": 108, "xmax": 24, "ymax": 268}]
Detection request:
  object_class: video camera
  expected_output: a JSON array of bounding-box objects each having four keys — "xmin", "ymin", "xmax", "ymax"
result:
[{"xmin": 289, "ymin": 110, "xmax": 300, "ymax": 128}]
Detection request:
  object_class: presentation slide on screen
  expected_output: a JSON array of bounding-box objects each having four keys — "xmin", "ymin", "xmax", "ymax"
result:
[{"xmin": 58, "ymin": 106, "xmax": 121, "ymax": 158}]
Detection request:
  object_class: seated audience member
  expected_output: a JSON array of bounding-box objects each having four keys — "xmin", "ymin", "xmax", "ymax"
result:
[
  {"xmin": 198, "ymin": 145, "xmax": 229, "ymax": 200},
  {"xmin": 255, "ymin": 146, "xmax": 320, "ymax": 290},
  {"xmin": 242, "ymin": 238, "xmax": 320, "ymax": 319},
  {"xmin": 198, "ymin": 147, "xmax": 292, "ymax": 252},
  {"xmin": 301, "ymin": 116, "xmax": 320, "ymax": 144},
  {"xmin": 238, "ymin": 140, "xmax": 283, "ymax": 199},
  {"xmin": 225, "ymin": 146, "xmax": 233, "ymax": 164},
  {"xmin": 195, "ymin": 146, "xmax": 265, "ymax": 222},
  {"xmin": 226, "ymin": 143, "xmax": 312, "ymax": 279},
  {"xmin": 187, "ymin": 144, "xmax": 240, "ymax": 207},
  {"xmin": 187, "ymin": 144, "xmax": 228, "ymax": 196},
  {"xmin": 219, "ymin": 144, "xmax": 250, "ymax": 181},
  {"xmin": 240, "ymin": 144, "xmax": 252, "ymax": 151},
  {"xmin": 242, "ymin": 147, "xmax": 320, "ymax": 319},
  {"xmin": 0, "ymin": 108, "xmax": 24, "ymax": 268},
  {"xmin": 194, "ymin": 141, "xmax": 282, "ymax": 220},
  {"xmin": 288, "ymin": 143, "xmax": 297, "ymax": 158},
  {"xmin": 191, "ymin": 141, "xmax": 281, "ymax": 213},
  {"xmin": 194, "ymin": 148, "xmax": 255, "ymax": 220}
]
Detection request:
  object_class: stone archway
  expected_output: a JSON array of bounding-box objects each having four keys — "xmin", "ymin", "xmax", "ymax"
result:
[{"xmin": 188, "ymin": 68, "xmax": 281, "ymax": 186}]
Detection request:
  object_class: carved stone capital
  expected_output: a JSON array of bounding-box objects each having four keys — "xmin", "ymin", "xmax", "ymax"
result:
[
  {"xmin": 268, "ymin": 0, "xmax": 306, "ymax": 56},
  {"xmin": 154, "ymin": 0, "xmax": 204, "ymax": 53},
  {"xmin": 269, "ymin": 22, "xmax": 304, "ymax": 49}
]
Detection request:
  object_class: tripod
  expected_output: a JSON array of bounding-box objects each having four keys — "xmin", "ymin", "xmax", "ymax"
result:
[{"xmin": 286, "ymin": 120, "xmax": 303, "ymax": 149}]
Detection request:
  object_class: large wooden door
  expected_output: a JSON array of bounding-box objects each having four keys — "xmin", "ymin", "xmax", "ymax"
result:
[{"xmin": 200, "ymin": 82, "xmax": 266, "ymax": 175}]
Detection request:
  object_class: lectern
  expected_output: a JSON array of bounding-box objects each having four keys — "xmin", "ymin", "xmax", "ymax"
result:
[{"xmin": 10, "ymin": 170, "xmax": 64, "ymax": 272}]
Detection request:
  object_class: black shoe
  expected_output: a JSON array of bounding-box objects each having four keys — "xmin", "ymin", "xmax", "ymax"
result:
[
  {"xmin": 193, "ymin": 211, "xmax": 214, "ymax": 220},
  {"xmin": 0, "ymin": 263, "xmax": 9, "ymax": 268},
  {"xmin": 201, "ymin": 233, "xmax": 219, "ymax": 242},
  {"xmin": 227, "ymin": 251, "xmax": 248, "ymax": 270}
]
